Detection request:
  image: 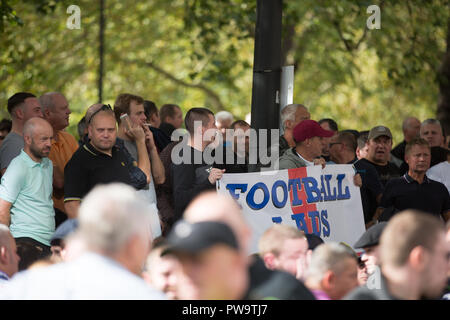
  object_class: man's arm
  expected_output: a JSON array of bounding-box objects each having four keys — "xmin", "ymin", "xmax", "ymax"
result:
[
  {"xmin": 145, "ymin": 128, "xmax": 165, "ymax": 185},
  {"xmin": 64, "ymin": 200, "xmax": 80, "ymax": 219},
  {"xmin": 127, "ymin": 126, "xmax": 151, "ymax": 184},
  {"xmin": 52, "ymin": 164, "xmax": 65, "ymax": 189},
  {"xmin": 149, "ymin": 147, "xmax": 165, "ymax": 185},
  {"xmin": 0, "ymin": 198, "xmax": 12, "ymax": 226}
]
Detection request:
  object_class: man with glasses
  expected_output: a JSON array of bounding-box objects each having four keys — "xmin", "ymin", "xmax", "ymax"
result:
[
  {"xmin": 330, "ymin": 132, "xmax": 384, "ymax": 227},
  {"xmin": 63, "ymin": 103, "xmax": 150, "ymax": 219}
]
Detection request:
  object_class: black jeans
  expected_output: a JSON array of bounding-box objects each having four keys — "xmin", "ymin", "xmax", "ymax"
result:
[{"xmin": 15, "ymin": 237, "xmax": 51, "ymax": 271}]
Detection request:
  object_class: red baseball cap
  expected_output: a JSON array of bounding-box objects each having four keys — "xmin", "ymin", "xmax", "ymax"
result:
[{"xmin": 293, "ymin": 119, "xmax": 334, "ymax": 142}]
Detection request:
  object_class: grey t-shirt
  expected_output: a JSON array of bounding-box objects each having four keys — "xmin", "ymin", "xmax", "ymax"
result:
[{"xmin": 0, "ymin": 132, "xmax": 24, "ymax": 171}]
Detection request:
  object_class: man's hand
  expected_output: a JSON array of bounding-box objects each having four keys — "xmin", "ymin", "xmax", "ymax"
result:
[
  {"xmin": 125, "ymin": 121, "xmax": 146, "ymax": 143},
  {"xmin": 313, "ymin": 157, "xmax": 326, "ymax": 168},
  {"xmin": 143, "ymin": 125, "xmax": 156, "ymax": 151},
  {"xmin": 208, "ymin": 168, "xmax": 226, "ymax": 184},
  {"xmin": 353, "ymin": 173, "xmax": 362, "ymax": 187}
]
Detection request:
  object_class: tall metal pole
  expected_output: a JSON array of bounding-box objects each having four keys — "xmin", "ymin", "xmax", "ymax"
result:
[
  {"xmin": 98, "ymin": 0, "xmax": 105, "ymax": 103},
  {"xmin": 248, "ymin": 0, "xmax": 282, "ymax": 172},
  {"xmin": 250, "ymin": 0, "xmax": 283, "ymax": 131}
]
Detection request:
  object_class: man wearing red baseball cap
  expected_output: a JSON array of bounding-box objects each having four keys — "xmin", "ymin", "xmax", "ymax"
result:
[{"xmin": 279, "ymin": 120, "xmax": 334, "ymax": 170}]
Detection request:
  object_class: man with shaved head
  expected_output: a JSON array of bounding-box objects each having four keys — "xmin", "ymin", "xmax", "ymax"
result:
[
  {"xmin": 40, "ymin": 92, "xmax": 79, "ymax": 227},
  {"xmin": 183, "ymin": 191, "xmax": 316, "ymax": 300},
  {"xmin": 0, "ymin": 117, "xmax": 55, "ymax": 270}
]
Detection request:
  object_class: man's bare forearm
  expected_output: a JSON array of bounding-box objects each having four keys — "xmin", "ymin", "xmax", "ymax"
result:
[
  {"xmin": 0, "ymin": 199, "xmax": 12, "ymax": 226},
  {"xmin": 149, "ymin": 148, "xmax": 165, "ymax": 185}
]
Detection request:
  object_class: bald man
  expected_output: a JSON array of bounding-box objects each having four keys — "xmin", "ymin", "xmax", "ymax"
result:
[
  {"xmin": 0, "ymin": 117, "xmax": 55, "ymax": 270},
  {"xmin": 64, "ymin": 104, "xmax": 151, "ymax": 219},
  {"xmin": 183, "ymin": 191, "xmax": 316, "ymax": 300},
  {"xmin": 40, "ymin": 92, "xmax": 79, "ymax": 227}
]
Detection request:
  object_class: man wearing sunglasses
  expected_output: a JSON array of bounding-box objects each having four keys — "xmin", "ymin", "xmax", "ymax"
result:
[{"xmin": 64, "ymin": 103, "xmax": 150, "ymax": 219}]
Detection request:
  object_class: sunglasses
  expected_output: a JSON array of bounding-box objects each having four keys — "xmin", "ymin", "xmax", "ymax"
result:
[{"xmin": 88, "ymin": 104, "xmax": 112, "ymax": 123}]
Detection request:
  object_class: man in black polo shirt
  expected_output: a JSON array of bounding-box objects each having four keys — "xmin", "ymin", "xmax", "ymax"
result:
[
  {"xmin": 64, "ymin": 104, "xmax": 148, "ymax": 219},
  {"xmin": 373, "ymin": 138, "xmax": 449, "ymax": 223}
]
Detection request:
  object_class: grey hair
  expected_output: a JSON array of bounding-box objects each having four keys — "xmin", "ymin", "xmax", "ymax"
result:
[
  {"xmin": 280, "ymin": 104, "xmax": 307, "ymax": 130},
  {"xmin": 78, "ymin": 183, "xmax": 152, "ymax": 255},
  {"xmin": 39, "ymin": 92, "xmax": 62, "ymax": 113},
  {"xmin": 421, "ymin": 118, "xmax": 442, "ymax": 130},
  {"xmin": 306, "ymin": 242, "xmax": 355, "ymax": 286},
  {"xmin": 215, "ymin": 111, "xmax": 234, "ymax": 122}
]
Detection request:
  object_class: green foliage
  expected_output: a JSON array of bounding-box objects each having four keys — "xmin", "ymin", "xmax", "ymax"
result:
[{"xmin": 0, "ymin": 0, "xmax": 448, "ymax": 144}]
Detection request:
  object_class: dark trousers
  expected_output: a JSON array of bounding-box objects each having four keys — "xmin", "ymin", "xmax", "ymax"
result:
[{"xmin": 15, "ymin": 237, "xmax": 51, "ymax": 271}]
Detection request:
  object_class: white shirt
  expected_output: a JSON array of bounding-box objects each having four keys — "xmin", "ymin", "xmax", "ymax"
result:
[
  {"xmin": 296, "ymin": 151, "xmax": 315, "ymax": 166},
  {"xmin": 0, "ymin": 253, "xmax": 166, "ymax": 300},
  {"xmin": 427, "ymin": 161, "xmax": 450, "ymax": 193}
]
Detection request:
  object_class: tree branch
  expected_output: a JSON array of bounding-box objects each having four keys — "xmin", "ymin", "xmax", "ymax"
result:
[{"xmin": 125, "ymin": 58, "xmax": 225, "ymax": 111}]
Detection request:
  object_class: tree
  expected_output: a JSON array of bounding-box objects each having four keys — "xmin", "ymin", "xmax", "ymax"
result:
[{"xmin": 1, "ymin": 0, "xmax": 449, "ymax": 143}]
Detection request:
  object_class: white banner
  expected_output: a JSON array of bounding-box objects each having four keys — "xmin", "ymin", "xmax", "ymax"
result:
[{"xmin": 217, "ymin": 165, "xmax": 366, "ymax": 254}]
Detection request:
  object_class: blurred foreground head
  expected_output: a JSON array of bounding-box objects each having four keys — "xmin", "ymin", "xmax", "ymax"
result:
[
  {"xmin": 380, "ymin": 210, "xmax": 447, "ymax": 299},
  {"xmin": 184, "ymin": 191, "xmax": 252, "ymax": 259},
  {"xmin": 163, "ymin": 220, "xmax": 248, "ymax": 300},
  {"xmin": 78, "ymin": 183, "xmax": 153, "ymax": 275}
]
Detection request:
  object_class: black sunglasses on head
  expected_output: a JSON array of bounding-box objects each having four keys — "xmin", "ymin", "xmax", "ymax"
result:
[{"xmin": 88, "ymin": 104, "xmax": 112, "ymax": 123}]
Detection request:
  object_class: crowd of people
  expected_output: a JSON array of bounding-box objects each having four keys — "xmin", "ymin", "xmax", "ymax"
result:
[{"xmin": 0, "ymin": 93, "xmax": 448, "ymax": 300}]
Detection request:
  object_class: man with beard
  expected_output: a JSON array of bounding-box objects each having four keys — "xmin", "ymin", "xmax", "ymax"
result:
[
  {"xmin": 64, "ymin": 104, "xmax": 144, "ymax": 219},
  {"xmin": 0, "ymin": 117, "xmax": 55, "ymax": 270}
]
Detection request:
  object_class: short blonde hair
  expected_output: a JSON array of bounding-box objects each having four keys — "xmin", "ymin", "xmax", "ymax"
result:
[
  {"xmin": 258, "ymin": 224, "xmax": 305, "ymax": 257},
  {"xmin": 380, "ymin": 210, "xmax": 445, "ymax": 267}
]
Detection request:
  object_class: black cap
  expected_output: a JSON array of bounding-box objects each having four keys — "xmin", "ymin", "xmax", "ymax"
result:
[
  {"xmin": 353, "ymin": 222, "xmax": 388, "ymax": 249},
  {"xmin": 162, "ymin": 220, "xmax": 239, "ymax": 256},
  {"xmin": 50, "ymin": 219, "xmax": 79, "ymax": 246},
  {"xmin": 305, "ymin": 233, "xmax": 324, "ymax": 251}
]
